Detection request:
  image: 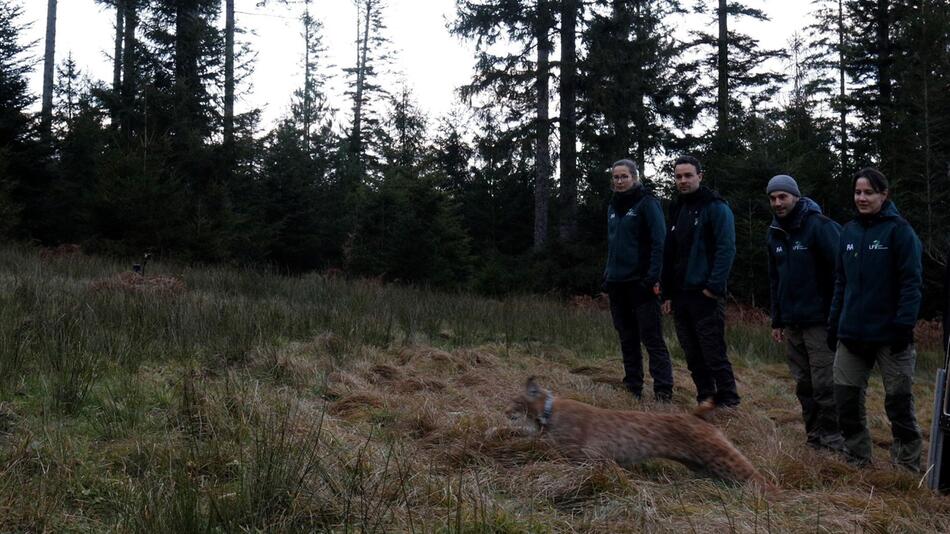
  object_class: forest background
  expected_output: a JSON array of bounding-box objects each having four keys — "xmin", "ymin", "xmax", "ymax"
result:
[{"xmin": 2, "ymin": 0, "xmax": 948, "ymax": 315}]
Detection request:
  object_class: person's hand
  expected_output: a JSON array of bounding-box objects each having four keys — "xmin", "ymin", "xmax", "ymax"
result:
[
  {"xmin": 661, "ymin": 300, "xmax": 671, "ymax": 315},
  {"xmin": 702, "ymin": 288, "xmax": 716, "ymax": 299},
  {"xmin": 890, "ymin": 326, "xmax": 914, "ymax": 354},
  {"xmin": 771, "ymin": 328, "xmax": 784, "ymax": 343}
]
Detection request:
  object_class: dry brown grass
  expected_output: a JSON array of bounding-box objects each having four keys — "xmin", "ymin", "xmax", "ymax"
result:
[
  {"xmin": 89, "ymin": 272, "xmax": 186, "ymax": 295},
  {"xmin": 267, "ymin": 340, "xmax": 950, "ymax": 532},
  {"xmin": 38, "ymin": 243, "xmax": 83, "ymax": 261}
]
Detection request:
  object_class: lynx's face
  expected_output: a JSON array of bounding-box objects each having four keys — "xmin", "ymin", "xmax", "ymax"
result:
[{"xmin": 505, "ymin": 377, "xmax": 546, "ymax": 432}]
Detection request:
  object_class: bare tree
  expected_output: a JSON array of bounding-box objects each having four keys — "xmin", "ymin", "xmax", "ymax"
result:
[
  {"xmin": 112, "ymin": 0, "xmax": 124, "ymax": 127},
  {"xmin": 558, "ymin": 0, "xmax": 578, "ymax": 242},
  {"xmin": 716, "ymin": 0, "xmax": 728, "ymax": 135},
  {"xmin": 40, "ymin": 0, "xmax": 57, "ymax": 139},
  {"xmin": 223, "ymin": 0, "xmax": 234, "ymax": 151},
  {"xmin": 533, "ymin": 0, "xmax": 553, "ymax": 251}
]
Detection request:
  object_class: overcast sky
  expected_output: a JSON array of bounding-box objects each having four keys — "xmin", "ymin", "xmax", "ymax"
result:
[{"xmin": 20, "ymin": 0, "xmax": 813, "ymax": 129}]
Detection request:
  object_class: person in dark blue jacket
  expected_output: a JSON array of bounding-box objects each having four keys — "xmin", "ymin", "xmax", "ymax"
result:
[
  {"xmin": 604, "ymin": 159, "xmax": 674, "ymax": 402},
  {"xmin": 765, "ymin": 175, "xmax": 844, "ymax": 451},
  {"xmin": 661, "ymin": 155, "xmax": 739, "ymax": 408},
  {"xmin": 828, "ymin": 167, "xmax": 923, "ymax": 471}
]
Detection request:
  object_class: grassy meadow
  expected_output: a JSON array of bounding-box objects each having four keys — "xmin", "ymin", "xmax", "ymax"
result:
[{"xmin": 0, "ymin": 245, "xmax": 947, "ymax": 532}]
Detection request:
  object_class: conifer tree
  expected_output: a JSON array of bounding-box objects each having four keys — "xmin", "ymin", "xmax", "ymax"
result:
[
  {"xmin": 883, "ymin": 0, "xmax": 950, "ymax": 258},
  {"xmin": 578, "ymin": 0, "xmax": 699, "ymax": 201},
  {"xmin": 452, "ymin": 0, "xmax": 557, "ymax": 252},
  {"xmin": 557, "ymin": 0, "xmax": 579, "ymax": 242},
  {"xmin": 806, "ymin": 0, "xmax": 850, "ymax": 204},
  {"xmin": 344, "ymin": 0, "xmax": 392, "ymax": 182},
  {"xmin": 348, "ymin": 88, "xmax": 473, "ymax": 286},
  {"xmin": 0, "ymin": 1, "xmax": 33, "ymax": 237},
  {"xmin": 692, "ymin": 0, "xmax": 785, "ymax": 146}
]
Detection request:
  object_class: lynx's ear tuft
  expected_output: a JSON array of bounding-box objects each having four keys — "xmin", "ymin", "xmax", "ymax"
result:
[{"xmin": 524, "ymin": 376, "xmax": 543, "ymax": 399}]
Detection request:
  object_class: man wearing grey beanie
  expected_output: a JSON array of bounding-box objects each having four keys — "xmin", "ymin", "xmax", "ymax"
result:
[{"xmin": 766, "ymin": 174, "xmax": 844, "ymax": 451}]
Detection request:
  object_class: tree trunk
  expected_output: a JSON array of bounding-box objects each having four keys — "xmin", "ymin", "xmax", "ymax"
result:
[
  {"xmin": 632, "ymin": 0, "xmax": 646, "ymax": 175},
  {"xmin": 875, "ymin": 0, "xmax": 891, "ymax": 107},
  {"xmin": 876, "ymin": 0, "xmax": 891, "ymax": 166},
  {"xmin": 112, "ymin": 0, "xmax": 124, "ymax": 128},
  {"xmin": 533, "ymin": 0, "xmax": 552, "ymax": 252},
  {"xmin": 121, "ymin": 1, "xmax": 137, "ymax": 136},
  {"xmin": 921, "ymin": 0, "xmax": 933, "ymax": 252},
  {"xmin": 41, "ymin": 0, "xmax": 58, "ymax": 139},
  {"xmin": 837, "ymin": 0, "xmax": 847, "ymax": 203},
  {"xmin": 351, "ymin": 0, "xmax": 373, "ymax": 170},
  {"xmin": 717, "ymin": 0, "xmax": 728, "ymax": 136},
  {"xmin": 302, "ymin": 3, "xmax": 312, "ymax": 150},
  {"xmin": 224, "ymin": 0, "xmax": 234, "ymax": 153},
  {"xmin": 557, "ymin": 0, "xmax": 577, "ymax": 242},
  {"xmin": 174, "ymin": 0, "xmax": 200, "ymax": 146}
]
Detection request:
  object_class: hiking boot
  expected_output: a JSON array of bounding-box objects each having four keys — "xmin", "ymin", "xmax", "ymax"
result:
[{"xmin": 808, "ymin": 432, "xmax": 845, "ymax": 453}]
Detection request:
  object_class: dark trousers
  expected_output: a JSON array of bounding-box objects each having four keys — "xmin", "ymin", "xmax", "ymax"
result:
[
  {"xmin": 834, "ymin": 341, "xmax": 922, "ymax": 471},
  {"xmin": 672, "ymin": 292, "xmax": 740, "ymax": 406},
  {"xmin": 608, "ymin": 282, "xmax": 674, "ymax": 397},
  {"xmin": 785, "ymin": 326, "xmax": 844, "ymax": 449}
]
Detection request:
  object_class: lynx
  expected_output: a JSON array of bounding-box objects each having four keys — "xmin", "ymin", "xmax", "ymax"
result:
[{"xmin": 506, "ymin": 377, "xmax": 776, "ymax": 491}]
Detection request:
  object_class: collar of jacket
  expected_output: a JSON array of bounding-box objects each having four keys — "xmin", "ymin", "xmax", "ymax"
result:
[
  {"xmin": 857, "ymin": 200, "xmax": 901, "ymax": 226},
  {"xmin": 675, "ymin": 185, "xmax": 718, "ymax": 210},
  {"xmin": 611, "ymin": 184, "xmax": 646, "ymax": 216},
  {"xmin": 770, "ymin": 197, "xmax": 821, "ymax": 234}
]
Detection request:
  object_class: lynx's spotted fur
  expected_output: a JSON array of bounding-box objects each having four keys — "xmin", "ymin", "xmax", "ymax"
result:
[{"xmin": 506, "ymin": 377, "xmax": 776, "ymax": 491}]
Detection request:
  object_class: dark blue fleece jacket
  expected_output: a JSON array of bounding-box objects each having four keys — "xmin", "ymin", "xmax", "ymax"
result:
[
  {"xmin": 605, "ymin": 186, "xmax": 665, "ymax": 286},
  {"xmin": 829, "ymin": 201, "xmax": 922, "ymax": 344},
  {"xmin": 767, "ymin": 198, "xmax": 841, "ymax": 328},
  {"xmin": 661, "ymin": 186, "xmax": 736, "ymax": 298}
]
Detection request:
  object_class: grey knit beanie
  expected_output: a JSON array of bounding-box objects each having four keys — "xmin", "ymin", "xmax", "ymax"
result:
[{"xmin": 766, "ymin": 174, "xmax": 801, "ymax": 197}]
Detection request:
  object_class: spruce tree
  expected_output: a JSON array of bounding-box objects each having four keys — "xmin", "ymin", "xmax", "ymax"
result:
[
  {"xmin": 578, "ymin": 0, "xmax": 700, "ymax": 201},
  {"xmin": 452, "ymin": 0, "xmax": 556, "ymax": 252},
  {"xmin": 343, "ymin": 0, "xmax": 393, "ymax": 183},
  {"xmin": 0, "ymin": 1, "xmax": 33, "ymax": 237},
  {"xmin": 884, "ymin": 0, "xmax": 950, "ymax": 259},
  {"xmin": 348, "ymin": 88, "xmax": 473, "ymax": 286}
]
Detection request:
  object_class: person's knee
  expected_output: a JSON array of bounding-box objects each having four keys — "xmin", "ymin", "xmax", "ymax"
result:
[
  {"xmin": 833, "ymin": 355, "xmax": 868, "ymax": 387},
  {"xmin": 882, "ymin": 369, "xmax": 913, "ymax": 397}
]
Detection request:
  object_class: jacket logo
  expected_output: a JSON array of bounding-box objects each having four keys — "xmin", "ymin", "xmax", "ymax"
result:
[
  {"xmin": 775, "ymin": 246, "xmax": 783, "ymax": 253},
  {"xmin": 610, "ymin": 213, "xmax": 616, "ymax": 219},
  {"xmin": 626, "ymin": 209, "xmax": 637, "ymax": 216},
  {"xmin": 868, "ymin": 239, "xmax": 888, "ymax": 251},
  {"xmin": 846, "ymin": 243, "xmax": 854, "ymax": 251},
  {"xmin": 792, "ymin": 241, "xmax": 808, "ymax": 251}
]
